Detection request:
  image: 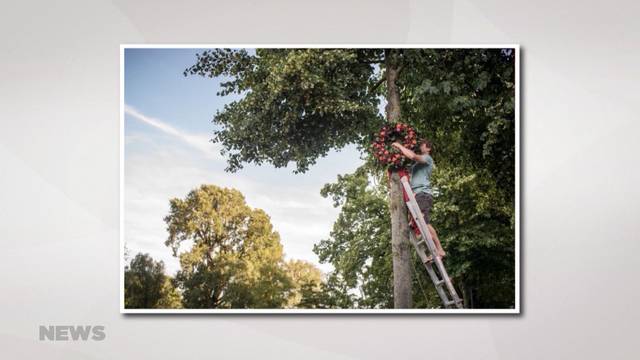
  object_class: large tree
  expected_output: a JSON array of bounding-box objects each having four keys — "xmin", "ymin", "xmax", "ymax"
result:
[
  {"xmin": 164, "ymin": 185, "xmax": 292, "ymax": 308},
  {"xmin": 400, "ymin": 49, "xmax": 516, "ymax": 307},
  {"xmin": 316, "ymin": 49, "xmax": 516, "ymax": 308},
  {"xmin": 185, "ymin": 48, "xmax": 415, "ymax": 307}
]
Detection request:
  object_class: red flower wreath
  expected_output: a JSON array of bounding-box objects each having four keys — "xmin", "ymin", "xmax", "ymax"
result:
[{"xmin": 372, "ymin": 123, "xmax": 418, "ymax": 169}]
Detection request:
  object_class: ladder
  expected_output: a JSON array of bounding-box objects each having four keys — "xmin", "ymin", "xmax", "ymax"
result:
[{"xmin": 400, "ymin": 176, "xmax": 464, "ymax": 309}]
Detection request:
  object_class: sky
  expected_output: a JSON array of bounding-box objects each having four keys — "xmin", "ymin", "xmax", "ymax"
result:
[{"xmin": 123, "ymin": 48, "xmax": 368, "ymax": 275}]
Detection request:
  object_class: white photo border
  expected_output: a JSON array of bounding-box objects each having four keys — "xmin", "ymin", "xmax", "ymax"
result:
[{"xmin": 120, "ymin": 44, "xmax": 520, "ymax": 315}]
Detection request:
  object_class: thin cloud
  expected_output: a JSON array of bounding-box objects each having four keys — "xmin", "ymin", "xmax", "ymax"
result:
[
  {"xmin": 124, "ymin": 104, "xmax": 223, "ymax": 160},
  {"xmin": 124, "ymin": 147, "xmax": 337, "ymax": 275},
  {"xmin": 124, "ymin": 105, "xmax": 345, "ymax": 275}
]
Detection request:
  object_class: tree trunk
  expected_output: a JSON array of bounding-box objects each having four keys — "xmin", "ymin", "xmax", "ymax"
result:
[{"xmin": 385, "ymin": 49, "xmax": 413, "ymax": 308}]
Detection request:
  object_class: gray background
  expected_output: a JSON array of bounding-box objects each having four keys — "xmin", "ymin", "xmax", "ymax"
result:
[{"xmin": 1, "ymin": 0, "xmax": 638, "ymax": 358}]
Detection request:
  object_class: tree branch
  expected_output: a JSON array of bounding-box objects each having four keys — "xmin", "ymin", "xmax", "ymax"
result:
[
  {"xmin": 359, "ymin": 59, "xmax": 384, "ymax": 65},
  {"xmin": 370, "ymin": 72, "xmax": 386, "ymax": 93}
]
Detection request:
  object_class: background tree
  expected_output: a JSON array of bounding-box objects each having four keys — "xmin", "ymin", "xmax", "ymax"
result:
[
  {"xmin": 315, "ymin": 163, "xmax": 443, "ymax": 308},
  {"xmin": 124, "ymin": 252, "xmax": 182, "ymax": 309},
  {"xmin": 316, "ymin": 272, "xmax": 358, "ymax": 309},
  {"xmin": 314, "ymin": 165, "xmax": 394, "ymax": 308},
  {"xmin": 156, "ymin": 277, "xmax": 183, "ymax": 309},
  {"xmin": 164, "ymin": 184, "xmax": 292, "ymax": 308},
  {"xmin": 284, "ymin": 259, "xmax": 324, "ymax": 308},
  {"xmin": 185, "ymin": 48, "xmax": 416, "ymax": 307}
]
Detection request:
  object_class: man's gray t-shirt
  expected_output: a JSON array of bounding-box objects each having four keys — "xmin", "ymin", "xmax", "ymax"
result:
[{"xmin": 410, "ymin": 154, "xmax": 434, "ymax": 195}]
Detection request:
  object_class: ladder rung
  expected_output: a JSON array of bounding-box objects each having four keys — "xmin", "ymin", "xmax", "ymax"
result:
[
  {"xmin": 434, "ymin": 279, "xmax": 445, "ymax": 287},
  {"xmin": 423, "ymin": 255, "xmax": 433, "ymax": 264}
]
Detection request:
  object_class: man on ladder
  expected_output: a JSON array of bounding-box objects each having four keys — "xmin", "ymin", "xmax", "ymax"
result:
[
  {"xmin": 392, "ymin": 138, "xmax": 463, "ymax": 308},
  {"xmin": 392, "ymin": 139, "xmax": 445, "ymax": 258}
]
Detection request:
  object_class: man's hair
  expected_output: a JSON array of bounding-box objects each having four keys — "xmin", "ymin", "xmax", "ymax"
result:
[{"xmin": 418, "ymin": 139, "xmax": 434, "ymax": 155}]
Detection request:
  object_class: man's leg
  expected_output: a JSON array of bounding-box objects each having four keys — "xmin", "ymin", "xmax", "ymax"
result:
[
  {"xmin": 417, "ymin": 192, "xmax": 446, "ymax": 258},
  {"xmin": 428, "ymin": 224, "xmax": 446, "ymax": 258}
]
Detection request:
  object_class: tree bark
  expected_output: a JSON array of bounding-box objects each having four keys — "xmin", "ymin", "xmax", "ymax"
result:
[{"xmin": 385, "ymin": 50, "xmax": 413, "ymax": 308}]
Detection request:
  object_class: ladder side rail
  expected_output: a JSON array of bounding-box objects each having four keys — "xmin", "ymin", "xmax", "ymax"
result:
[
  {"xmin": 433, "ymin": 256, "xmax": 463, "ymax": 308},
  {"xmin": 408, "ymin": 230, "xmax": 430, "ymax": 264},
  {"xmin": 409, "ymin": 232, "xmax": 451, "ymax": 306},
  {"xmin": 426, "ymin": 263, "xmax": 451, "ymax": 307},
  {"xmin": 404, "ymin": 199, "xmax": 436, "ymax": 258}
]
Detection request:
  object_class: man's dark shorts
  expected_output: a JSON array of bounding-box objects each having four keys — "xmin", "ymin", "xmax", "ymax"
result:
[{"xmin": 415, "ymin": 192, "xmax": 433, "ymax": 224}]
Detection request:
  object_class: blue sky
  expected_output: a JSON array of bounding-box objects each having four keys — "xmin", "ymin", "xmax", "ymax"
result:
[
  {"xmin": 124, "ymin": 48, "xmax": 232, "ymax": 134},
  {"xmin": 124, "ymin": 48, "xmax": 368, "ymax": 274}
]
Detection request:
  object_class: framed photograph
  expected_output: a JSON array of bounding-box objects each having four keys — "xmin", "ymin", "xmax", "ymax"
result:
[{"xmin": 120, "ymin": 45, "xmax": 519, "ymax": 314}]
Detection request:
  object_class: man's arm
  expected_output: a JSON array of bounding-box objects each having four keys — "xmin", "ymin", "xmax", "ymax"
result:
[{"xmin": 391, "ymin": 142, "xmax": 427, "ymax": 163}]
